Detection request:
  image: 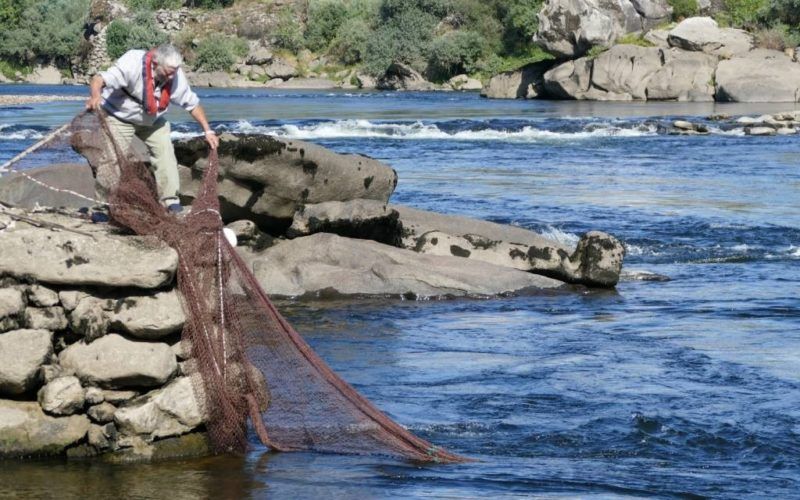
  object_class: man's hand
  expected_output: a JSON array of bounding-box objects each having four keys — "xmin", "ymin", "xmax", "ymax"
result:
[
  {"xmin": 85, "ymin": 95, "xmax": 102, "ymax": 111},
  {"xmin": 204, "ymin": 130, "xmax": 219, "ymax": 150}
]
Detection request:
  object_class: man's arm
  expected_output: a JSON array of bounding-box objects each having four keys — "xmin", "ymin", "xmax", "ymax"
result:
[
  {"xmin": 189, "ymin": 105, "xmax": 218, "ymax": 150},
  {"xmin": 85, "ymin": 74, "xmax": 105, "ymax": 111}
]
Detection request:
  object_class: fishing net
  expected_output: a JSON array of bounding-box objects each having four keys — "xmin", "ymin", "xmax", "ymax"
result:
[{"xmin": 66, "ymin": 111, "xmax": 466, "ymax": 462}]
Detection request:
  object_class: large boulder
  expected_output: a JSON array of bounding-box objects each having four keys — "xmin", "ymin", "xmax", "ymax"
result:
[
  {"xmin": 481, "ymin": 61, "xmax": 556, "ymax": 99},
  {"xmin": 243, "ymin": 232, "xmax": 563, "ymax": 298},
  {"xmin": 544, "ymin": 45, "xmax": 718, "ymax": 101},
  {"xmin": 114, "ymin": 376, "xmax": 204, "ymax": 442},
  {"xmin": 715, "ymin": 50, "xmax": 800, "ymax": 102},
  {"xmin": 535, "ymin": 0, "xmax": 671, "ymax": 58},
  {"xmin": 59, "ymin": 334, "xmax": 178, "ymax": 389},
  {"xmin": 25, "ymin": 65, "xmax": 62, "ymax": 85},
  {"xmin": 0, "ymin": 163, "xmax": 95, "ymax": 209},
  {"xmin": 394, "ymin": 205, "xmax": 624, "ymax": 287},
  {"xmin": 0, "ymin": 400, "xmax": 89, "ymax": 458},
  {"xmin": 0, "ymin": 215, "xmax": 178, "ymax": 289},
  {"xmin": 0, "ymin": 329, "xmax": 53, "ymax": 396},
  {"xmin": 376, "ymin": 63, "xmax": 437, "ymax": 91},
  {"xmin": 667, "ymin": 17, "xmax": 753, "ymax": 57},
  {"xmin": 175, "ymin": 133, "xmax": 398, "ymax": 232},
  {"xmin": 286, "ymin": 199, "xmax": 402, "ymax": 246},
  {"xmin": 264, "ymin": 57, "xmax": 297, "ymax": 80}
]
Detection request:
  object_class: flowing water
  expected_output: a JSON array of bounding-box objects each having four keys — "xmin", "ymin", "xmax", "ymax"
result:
[{"xmin": 1, "ymin": 85, "xmax": 799, "ymax": 498}]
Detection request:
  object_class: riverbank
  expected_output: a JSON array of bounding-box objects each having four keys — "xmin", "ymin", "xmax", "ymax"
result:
[{"xmin": 0, "ymin": 95, "xmax": 84, "ymax": 106}]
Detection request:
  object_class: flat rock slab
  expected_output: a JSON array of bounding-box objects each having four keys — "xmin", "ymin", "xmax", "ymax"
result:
[
  {"xmin": 59, "ymin": 334, "xmax": 177, "ymax": 389},
  {"xmin": 0, "ymin": 163, "xmax": 94, "ymax": 209},
  {"xmin": 667, "ymin": 17, "xmax": 753, "ymax": 57},
  {"xmin": 0, "ymin": 216, "xmax": 178, "ymax": 289},
  {"xmin": 0, "ymin": 400, "xmax": 89, "ymax": 458},
  {"xmin": 244, "ymin": 232, "xmax": 563, "ymax": 298}
]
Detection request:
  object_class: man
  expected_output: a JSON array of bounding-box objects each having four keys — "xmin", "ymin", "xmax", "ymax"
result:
[{"xmin": 84, "ymin": 43, "xmax": 218, "ymax": 213}]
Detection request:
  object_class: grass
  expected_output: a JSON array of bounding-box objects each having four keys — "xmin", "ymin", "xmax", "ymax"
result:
[{"xmin": 0, "ymin": 60, "xmax": 32, "ymax": 80}]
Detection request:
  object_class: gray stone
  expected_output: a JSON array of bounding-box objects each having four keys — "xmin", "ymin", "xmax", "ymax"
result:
[
  {"xmin": 0, "ymin": 400, "xmax": 89, "ymax": 458},
  {"xmin": 535, "ymin": 0, "xmax": 670, "ymax": 58},
  {"xmin": 24, "ymin": 65, "xmax": 62, "ymax": 85},
  {"xmin": 88, "ymin": 423, "xmax": 111, "ymax": 450},
  {"xmin": 246, "ymin": 46, "xmax": 273, "ymax": 65},
  {"xmin": 25, "ymin": 306, "xmax": 68, "ymax": 331},
  {"xmin": 59, "ymin": 334, "xmax": 177, "ymax": 389},
  {"xmin": 59, "ymin": 290, "xmax": 89, "ymax": 312},
  {"xmin": 570, "ymin": 231, "xmax": 626, "ymax": 287},
  {"xmin": 0, "ymin": 288, "xmax": 25, "ymax": 332},
  {"xmin": 244, "ymin": 232, "xmax": 562, "ymax": 298},
  {"xmin": 27, "ymin": 285, "xmax": 60, "ymax": 307},
  {"xmin": 447, "ymin": 74, "xmax": 482, "ymax": 91},
  {"xmin": 543, "ymin": 58, "xmax": 595, "ymax": 100},
  {"xmin": 226, "ymin": 220, "xmax": 258, "ymax": 242},
  {"xmin": 114, "ymin": 376, "xmax": 205, "ymax": 441},
  {"xmin": 716, "ymin": 50, "xmax": 800, "ymax": 103},
  {"xmin": 176, "ymin": 134, "xmax": 398, "ymax": 232},
  {"xmin": 37, "ymin": 376, "xmax": 85, "ymax": 415},
  {"xmin": 643, "ymin": 29, "xmax": 670, "ymax": 48},
  {"xmin": 264, "ymin": 58, "xmax": 297, "ymax": 79},
  {"xmin": 0, "ymin": 226, "xmax": 178, "ymax": 289},
  {"xmin": 109, "ymin": 290, "xmax": 185, "ymax": 340},
  {"xmin": 69, "ymin": 296, "xmax": 110, "ymax": 341},
  {"xmin": 87, "ymin": 402, "xmax": 117, "ymax": 423},
  {"xmin": 746, "ymin": 127, "xmax": 778, "ymax": 136},
  {"xmin": 377, "ymin": 63, "xmax": 437, "ymax": 91},
  {"xmin": 287, "ymin": 199, "xmax": 401, "ymax": 245},
  {"xmin": 0, "ymin": 329, "xmax": 52, "ymax": 396},
  {"xmin": 667, "ymin": 17, "xmax": 753, "ymax": 57},
  {"xmin": 85, "ymin": 386, "xmax": 104, "ymax": 405},
  {"xmin": 0, "ymin": 163, "xmax": 95, "ymax": 209},
  {"xmin": 100, "ymin": 389, "xmax": 139, "ymax": 405},
  {"xmin": 189, "ymin": 71, "xmax": 234, "ymax": 87},
  {"xmin": 100, "ymin": 432, "xmax": 210, "ymax": 463},
  {"xmin": 481, "ymin": 61, "xmax": 555, "ymax": 99},
  {"xmin": 777, "ymin": 127, "xmax": 797, "ymax": 135},
  {"xmin": 356, "ymin": 73, "xmax": 376, "ymax": 89},
  {"xmin": 41, "ymin": 364, "xmax": 68, "ymax": 384},
  {"xmin": 171, "ymin": 339, "xmax": 192, "ymax": 361},
  {"xmin": 591, "ymin": 45, "xmax": 664, "ymax": 100},
  {"xmin": 645, "ymin": 49, "xmax": 718, "ymax": 101}
]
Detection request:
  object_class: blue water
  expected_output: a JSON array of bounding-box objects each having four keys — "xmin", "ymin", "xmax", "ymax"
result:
[{"xmin": 1, "ymin": 84, "xmax": 799, "ymax": 498}]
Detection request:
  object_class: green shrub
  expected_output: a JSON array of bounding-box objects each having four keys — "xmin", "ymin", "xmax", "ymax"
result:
[
  {"xmin": 273, "ymin": 6, "xmax": 305, "ymax": 53},
  {"xmin": 305, "ymin": 1, "xmax": 349, "ymax": 52},
  {"xmin": 362, "ymin": 5, "xmax": 438, "ymax": 75},
  {"xmin": 106, "ymin": 12, "xmax": 169, "ymax": 60},
  {"xmin": 722, "ymin": 0, "xmax": 769, "ymax": 27},
  {"xmin": 427, "ymin": 30, "xmax": 486, "ymax": 80},
  {"xmin": 329, "ymin": 17, "xmax": 371, "ymax": 64},
  {"xmin": 194, "ymin": 34, "xmax": 248, "ymax": 71},
  {"xmin": 754, "ymin": 24, "xmax": 800, "ymax": 49},
  {"xmin": 764, "ymin": 0, "xmax": 800, "ymax": 25},
  {"xmin": 501, "ymin": 0, "xmax": 543, "ymax": 51},
  {"xmin": 184, "ymin": 0, "xmax": 234, "ymax": 8},
  {"xmin": 0, "ymin": 0, "xmax": 90, "ymax": 63},
  {"xmin": 668, "ymin": 0, "xmax": 698, "ymax": 19},
  {"xmin": 617, "ymin": 33, "xmax": 656, "ymax": 46},
  {"xmin": 125, "ymin": 0, "xmax": 183, "ymax": 11}
]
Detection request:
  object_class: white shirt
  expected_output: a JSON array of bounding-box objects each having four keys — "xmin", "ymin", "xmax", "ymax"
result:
[{"xmin": 99, "ymin": 49, "xmax": 200, "ymax": 126}]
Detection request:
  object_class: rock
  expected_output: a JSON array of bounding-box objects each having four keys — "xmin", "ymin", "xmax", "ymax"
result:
[
  {"xmin": 0, "ymin": 329, "xmax": 52, "ymax": 396},
  {"xmin": 481, "ymin": 61, "xmax": 555, "ymax": 99},
  {"xmin": 69, "ymin": 296, "xmax": 110, "ymax": 341},
  {"xmin": 746, "ymin": 127, "xmax": 777, "ymax": 136},
  {"xmin": 716, "ymin": 50, "xmax": 800, "ymax": 103},
  {"xmin": 570, "ymin": 231, "xmax": 626, "ymax": 287},
  {"xmin": 100, "ymin": 389, "xmax": 139, "ymax": 405},
  {"xmin": 645, "ymin": 48, "xmax": 718, "ymax": 101},
  {"xmin": 38, "ymin": 376, "xmax": 85, "ymax": 415},
  {"xmin": 41, "ymin": 364, "xmax": 68, "ymax": 384},
  {"xmin": 109, "ymin": 290, "xmax": 185, "ymax": 340},
  {"xmin": 85, "ymin": 386, "xmax": 104, "ymax": 405},
  {"xmin": 673, "ymin": 120, "xmax": 696, "ymax": 130},
  {"xmin": 356, "ymin": 73, "xmax": 376, "ymax": 89},
  {"xmin": 171, "ymin": 339, "xmax": 192, "ymax": 361},
  {"xmin": 244, "ymin": 232, "xmax": 562, "ymax": 298},
  {"xmin": 114, "ymin": 376, "xmax": 205, "ymax": 441},
  {"xmin": 544, "ymin": 45, "xmax": 718, "ymax": 101},
  {"xmin": 226, "ymin": 220, "xmax": 258, "ymax": 242},
  {"xmin": 100, "ymin": 432, "xmax": 210, "ymax": 463},
  {"xmin": 176, "ymin": 134, "xmax": 398, "ymax": 232},
  {"xmin": 667, "ymin": 17, "xmax": 753, "ymax": 57},
  {"xmin": 287, "ymin": 199, "xmax": 402, "ymax": 245},
  {"xmin": 643, "ymin": 28, "xmax": 670, "ymax": 48},
  {"xmin": 25, "ymin": 65, "xmax": 63, "ymax": 85},
  {"xmin": 377, "ymin": 63, "xmax": 437, "ymax": 91},
  {"xmin": 59, "ymin": 290, "xmax": 89, "ymax": 312},
  {"xmin": 0, "ymin": 400, "xmax": 89, "ymax": 458},
  {"xmin": 0, "ymin": 226, "xmax": 178, "ymax": 289},
  {"xmin": 246, "ymin": 46, "xmax": 273, "ymax": 65},
  {"xmin": 59, "ymin": 334, "xmax": 177, "ymax": 389},
  {"xmin": 189, "ymin": 71, "xmax": 233, "ymax": 87},
  {"xmin": 0, "ymin": 288, "xmax": 25, "ymax": 332},
  {"xmin": 87, "ymin": 402, "xmax": 116, "ymax": 423},
  {"xmin": 0, "ymin": 163, "xmax": 95, "ymax": 209},
  {"xmin": 87, "ymin": 423, "xmax": 111, "ymax": 450},
  {"xmin": 27, "ymin": 285, "xmax": 60, "ymax": 307},
  {"xmin": 777, "ymin": 127, "xmax": 797, "ymax": 135},
  {"xmin": 25, "ymin": 306, "xmax": 68, "ymax": 331},
  {"xmin": 264, "ymin": 58, "xmax": 297, "ymax": 80},
  {"xmin": 447, "ymin": 74, "xmax": 482, "ymax": 91},
  {"xmin": 535, "ymin": 0, "xmax": 671, "ymax": 58}
]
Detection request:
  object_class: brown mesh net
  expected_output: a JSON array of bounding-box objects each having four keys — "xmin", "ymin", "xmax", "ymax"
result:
[{"xmin": 68, "ymin": 111, "xmax": 466, "ymax": 462}]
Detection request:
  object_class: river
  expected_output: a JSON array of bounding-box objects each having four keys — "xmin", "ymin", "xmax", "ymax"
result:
[{"xmin": 1, "ymin": 84, "xmax": 799, "ymax": 498}]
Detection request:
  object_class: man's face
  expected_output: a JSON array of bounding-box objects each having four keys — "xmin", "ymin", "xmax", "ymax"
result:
[{"xmin": 154, "ymin": 63, "xmax": 177, "ymax": 81}]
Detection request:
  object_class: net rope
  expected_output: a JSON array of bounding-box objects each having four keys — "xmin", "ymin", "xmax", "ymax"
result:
[{"xmin": 60, "ymin": 111, "xmax": 467, "ymax": 462}]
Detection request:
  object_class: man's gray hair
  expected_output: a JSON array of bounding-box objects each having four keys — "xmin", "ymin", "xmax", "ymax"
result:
[{"xmin": 153, "ymin": 44, "xmax": 183, "ymax": 69}]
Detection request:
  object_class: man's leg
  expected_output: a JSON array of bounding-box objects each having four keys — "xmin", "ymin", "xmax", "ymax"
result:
[
  {"xmin": 136, "ymin": 119, "xmax": 180, "ymax": 206},
  {"xmin": 92, "ymin": 114, "xmax": 136, "ymax": 202}
]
